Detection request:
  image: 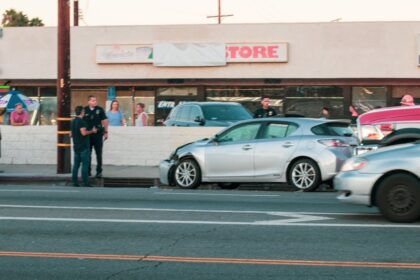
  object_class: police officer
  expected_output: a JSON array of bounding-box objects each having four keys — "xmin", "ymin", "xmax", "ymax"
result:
[
  {"xmin": 254, "ymin": 96, "xmax": 277, "ymax": 118},
  {"xmin": 83, "ymin": 95, "xmax": 108, "ymax": 178}
]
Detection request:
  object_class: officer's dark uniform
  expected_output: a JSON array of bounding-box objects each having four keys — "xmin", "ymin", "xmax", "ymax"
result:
[
  {"xmin": 254, "ymin": 107, "xmax": 277, "ymax": 118},
  {"xmin": 83, "ymin": 106, "xmax": 107, "ymax": 177}
]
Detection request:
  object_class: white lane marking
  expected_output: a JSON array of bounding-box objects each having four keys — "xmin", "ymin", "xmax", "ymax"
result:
[
  {"xmin": 0, "ymin": 190, "xmax": 79, "ymax": 193},
  {"xmin": 255, "ymin": 212, "xmax": 333, "ymax": 224},
  {"xmin": 0, "ymin": 204, "xmax": 376, "ymax": 217},
  {"xmin": 156, "ymin": 192, "xmax": 281, "ymax": 197},
  {"xmin": 0, "ymin": 216, "xmax": 420, "ymax": 228}
]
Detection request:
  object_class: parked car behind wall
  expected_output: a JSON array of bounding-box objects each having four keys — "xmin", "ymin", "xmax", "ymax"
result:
[{"xmin": 164, "ymin": 102, "xmax": 252, "ymax": 127}]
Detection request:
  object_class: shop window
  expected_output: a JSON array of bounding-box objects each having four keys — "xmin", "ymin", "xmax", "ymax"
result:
[
  {"xmin": 352, "ymin": 87, "xmax": 387, "ymax": 113},
  {"xmin": 157, "ymin": 87, "xmax": 197, "ymax": 96},
  {"xmin": 114, "ymin": 89, "xmax": 155, "ymax": 126},
  {"xmin": 206, "ymin": 87, "xmax": 284, "ymax": 116},
  {"xmin": 392, "ymin": 86, "xmax": 420, "ymax": 106},
  {"xmin": 285, "ymin": 86, "xmax": 344, "ymax": 118},
  {"xmin": 14, "ymin": 87, "xmax": 57, "ymax": 125}
]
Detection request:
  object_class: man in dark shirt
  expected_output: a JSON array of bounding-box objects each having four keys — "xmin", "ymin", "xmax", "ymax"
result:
[
  {"xmin": 71, "ymin": 106, "xmax": 97, "ymax": 187},
  {"xmin": 83, "ymin": 96, "xmax": 109, "ymax": 178},
  {"xmin": 254, "ymin": 96, "xmax": 277, "ymax": 118}
]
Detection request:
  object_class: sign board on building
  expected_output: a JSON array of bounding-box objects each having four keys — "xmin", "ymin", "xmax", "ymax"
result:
[
  {"xmin": 96, "ymin": 45, "xmax": 153, "ymax": 64},
  {"xmin": 96, "ymin": 43, "xmax": 288, "ymax": 65},
  {"xmin": 153, "ymin": 43, "xmax": 226, "ymax": 67}
]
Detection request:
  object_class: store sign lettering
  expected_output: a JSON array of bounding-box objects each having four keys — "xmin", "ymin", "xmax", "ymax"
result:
[
  {"xmin": 157, "ymin": 101, "xmax": 176, "ymax": 109},
  {"xmin": 226, "ymin": 43, "xmax": 287, "ymax": 62},
  {"xmin": 97, "ymin": 43, "xmax": 288, "ymax": 64}
]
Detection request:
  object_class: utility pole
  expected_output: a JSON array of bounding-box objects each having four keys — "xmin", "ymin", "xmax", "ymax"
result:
[
  {"xmin": 57, "ymin": 0, "xmax": 72, "ymax": 174},
  {"xmin": 73, "ymin": 0, "xmax": 79, "ymax": 26},
  {"xmin": 207, "ymin": 0, "xmax": 233, "ymax": 24}
]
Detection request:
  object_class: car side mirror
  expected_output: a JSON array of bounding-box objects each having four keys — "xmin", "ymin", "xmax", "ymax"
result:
[{"xmin": 194, "ymin": 116, "xmax": 205, "ymax": 125}]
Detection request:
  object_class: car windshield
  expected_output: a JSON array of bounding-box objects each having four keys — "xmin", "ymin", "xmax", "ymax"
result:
[
  {"xmin": 202, "ymin": 105, "xmax": 252, "ymax": 121},
  {"xmin": 311, "ymin": 122, "xmax": 354, "ymax": 137}
]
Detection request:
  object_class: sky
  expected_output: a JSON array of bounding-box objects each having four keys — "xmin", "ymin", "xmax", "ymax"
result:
[{"xmin": 1, "ymin": 0, "xmax": 420, "ymax": 26}]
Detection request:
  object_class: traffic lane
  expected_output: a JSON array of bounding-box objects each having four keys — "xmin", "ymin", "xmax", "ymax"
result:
[
  {"xmin": 0, "ymin": 185, "xmax": 378, "ymax": 214},
  {"xmin": 1, "ymin": 186, "xmax": 420, "ymax": 279},
  {"xmin": 3, "ymin": 258, "xmax": 420, "ymax": 280},
  {"xmin": 1, "ymin": 222, "xmax": 420, "ymax": 280},
  {"xmin": 1, "ymin": 214, "xmax": 420, "ymax": 262}
]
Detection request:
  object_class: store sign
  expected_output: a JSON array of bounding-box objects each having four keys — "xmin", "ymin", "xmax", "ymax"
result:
[
  {"xmin": 96, "ymin": 45, "xmax": 153, "ymax": 64},
  {"xmin": 96, "ymin": 43, "xmax": 288, "ymax": 64},
  {"xmin": 226, "ymin": 43, "xmax": 288, "ymax": 62}
]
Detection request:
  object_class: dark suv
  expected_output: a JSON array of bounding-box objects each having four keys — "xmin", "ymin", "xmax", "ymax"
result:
[{"xmin": 164, "ymin": 102, "xmax": 252, "ymax": 127}]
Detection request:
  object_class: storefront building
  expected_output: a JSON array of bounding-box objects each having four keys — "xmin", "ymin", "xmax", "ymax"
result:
[{"xmin": 1, "ymin": 22, "xmax": 420, "ymax": 125}]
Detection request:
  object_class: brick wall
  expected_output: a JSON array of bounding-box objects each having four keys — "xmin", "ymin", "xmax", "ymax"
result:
[{"xmin": 0, "ymin": 126, "xmax": 222, "ymax": 166}]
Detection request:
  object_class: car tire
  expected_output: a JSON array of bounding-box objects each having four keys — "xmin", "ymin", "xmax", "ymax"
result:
[
  {"xmin": 217, "ymin": 183, "xmax": 240, "ymax": 190},
  {"xmin": 174, "ymin": 158, "xmax": 201, "ymax": 189},
  {"xmin": 288, "ymin": 159, "xmax": 321, "ymax": 192},
  {"xmin": 376, "ymin": 174, "xmax": 420, "ymax": 223}
]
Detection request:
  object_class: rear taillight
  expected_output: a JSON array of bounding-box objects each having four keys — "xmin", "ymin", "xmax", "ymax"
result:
[{"xmin": 318, "ymin": 139, "xmax": 350, "ymax": 147}]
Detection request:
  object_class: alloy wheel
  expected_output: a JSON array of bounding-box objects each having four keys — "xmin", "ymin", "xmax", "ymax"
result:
[
  {"xmin": 175, "ymin": 161, "xmax": 198, "ymax": 188},
  {"xmin": 291, "ymin": 162, "xmax": 316, "ymax": 190}
]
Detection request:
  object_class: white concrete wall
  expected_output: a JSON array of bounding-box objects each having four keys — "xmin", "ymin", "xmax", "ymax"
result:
[
  {"xmin": 2, "ymin": 22, "xmax": 420, "ymax": 80},
  {"xmin": 0, "ymin": 125, "xmax": 222, "ymax": 166}
]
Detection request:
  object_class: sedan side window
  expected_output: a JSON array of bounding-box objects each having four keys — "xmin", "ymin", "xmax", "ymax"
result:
[
  {"xmin": 218, "ymin": 123, "xmax": 260, "ymax": 143},
  {"xmin": 262, "ymin": 123, "xmax": 298, "ymax": 139},
  {"xmin": 178, "ymin": 106, "xmax": 192, "ymax": 121},
  {"xmin": 190, "ymin": 106, "xmax": 203, "ymax": 121}
]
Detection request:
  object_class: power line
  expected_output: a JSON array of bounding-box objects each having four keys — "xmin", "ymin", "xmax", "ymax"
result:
[{"xmin": 207, "ymin": 0, "xmax": 233, "ymax": 24}]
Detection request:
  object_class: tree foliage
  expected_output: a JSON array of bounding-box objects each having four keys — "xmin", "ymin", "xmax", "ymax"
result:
[{"xmin": 1, "ymin": 9, "xmax": 44, "ymax": 27}]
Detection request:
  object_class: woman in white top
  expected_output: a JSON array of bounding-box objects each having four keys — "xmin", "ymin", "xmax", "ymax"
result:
[{"xmin": 135, "ymin": 102, "xmax": 148, "ymax": 126}]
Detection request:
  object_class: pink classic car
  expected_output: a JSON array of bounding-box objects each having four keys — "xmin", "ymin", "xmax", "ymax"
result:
[{"xmin": 355, "ymin": 105, "xmax": 420, "ymax": 154}]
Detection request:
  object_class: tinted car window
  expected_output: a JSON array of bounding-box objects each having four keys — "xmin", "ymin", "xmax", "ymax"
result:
[
  {"xmin": 202, "ymin": 105, "xmax": 251, "ymax": 121},
  {"xmin": 218, "ymin": 123, "xmax": 260, "ymax": 143},
  {"xmin": 178, "ymin": 105, "xmax": 192, "ymax": 121},
  {"xmin": 262, "ymin": 123, "xmax": 298, "ymax": 139},
  {"xmin": 311, "ymin": 122, "xmax": 354, "ymax": 137},
  {"xmin": 167, "ymin": 106, "xmax": 179, "ymax": 120},
  {"xmin": 190, "ymin": 106, "xmax": 202, "ymax": 121}
]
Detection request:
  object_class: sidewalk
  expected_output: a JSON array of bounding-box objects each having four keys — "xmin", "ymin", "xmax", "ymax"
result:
[{"xmin": 0, "ymin": 164, "xmax": 159, "ymax": 187}]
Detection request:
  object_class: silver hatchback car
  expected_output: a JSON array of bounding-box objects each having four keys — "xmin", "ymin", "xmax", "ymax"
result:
[
  {"xmin": 160, "ymin": 118, "xmax": 357, "ymax": 191},
  {"xmin": 334, "ymin": 142, "xmax": 420, "ymax": 222}
]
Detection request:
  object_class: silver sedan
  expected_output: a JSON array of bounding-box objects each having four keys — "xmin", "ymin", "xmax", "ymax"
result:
[
  {"xmin": 160, "ymin": 118, "xmax": 357, "ymax": 192},
  {"xmin": 334, "ymin": 142, "xmax": 420, "ymax": 222}
]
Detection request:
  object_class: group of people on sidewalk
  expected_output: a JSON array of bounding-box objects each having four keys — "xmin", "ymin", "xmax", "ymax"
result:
[
  {"xmin": 106, "ymin": 100, "xmax": 148, "ymax": 127},
  {"xmin": 253, "ymin": 94, "xmax": 417, "ymax": 125},
  {"xmin": 70, "ymin": 96, "xmax": 149, "ymax": 187}
]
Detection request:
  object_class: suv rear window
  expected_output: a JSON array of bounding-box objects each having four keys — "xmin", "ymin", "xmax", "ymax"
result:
[
  {"xmin": 202, "ymin": 105, "xmax": 251, "ymax": 121},
  {"xmin": 311, "ymin": 122, "xmax": 354, "ymax": 137}
]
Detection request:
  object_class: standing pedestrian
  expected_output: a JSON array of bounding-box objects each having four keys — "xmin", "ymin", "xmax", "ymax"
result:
[
  {"xmin": 106, "ymin": 99, "xmax": 126, "ymax": 126},
  {"xmin": 135, "ymin": 102, "xmax": 148, "ymax": 126},
  {"xmin": 253, "ymin": 96, "xmax": 277, "ymax": 118},
  {"xmin": 400, "ymin": 94, "xmax": 415, "ymax": 106},
  {"xmin": 71, "ymin": 106, "xmax": 97, "ymax": 187},
  {"xmin": 10, "ymin": 103, "xmax": 29, "ymax": 126},
  {"xmin": 349, "ymin": 104, "xmax": 359, "ymax": 124},
  {"xmin": 320, "ymin": 107, "xmax": 330, "ymax": 119},
  {"xmin": 83, "ymin": 95, "xmax": 108, "ymax": 178}
]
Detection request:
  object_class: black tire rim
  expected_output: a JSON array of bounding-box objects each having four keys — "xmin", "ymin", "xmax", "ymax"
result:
[{"xmin": 386, "ymin": 185, "xmax": 415, "ymax": 214}]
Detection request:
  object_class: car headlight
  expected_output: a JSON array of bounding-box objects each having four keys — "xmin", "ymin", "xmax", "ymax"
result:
[{"xmin": 340, "ymin": 157, "xmax": 367, "ymax": 172}]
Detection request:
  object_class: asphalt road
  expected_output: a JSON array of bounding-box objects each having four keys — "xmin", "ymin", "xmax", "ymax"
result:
[{"xmin": 0, "ymin": 184, "xmax": 419, "ymax": 280}]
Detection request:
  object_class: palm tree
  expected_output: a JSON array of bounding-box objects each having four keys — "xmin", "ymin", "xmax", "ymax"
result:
[{"xmin": 1, "ymin": 9, "xmax": 44, "ymax": 27}]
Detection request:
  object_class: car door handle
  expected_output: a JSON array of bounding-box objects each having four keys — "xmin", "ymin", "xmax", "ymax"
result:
[
  {"xmin": 282, "ymin": 142, "xmax": 294, "ymax": 148},
  {"xmin": 242, "ymin": 145, "xmax": 253, "ymax": 150}
]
